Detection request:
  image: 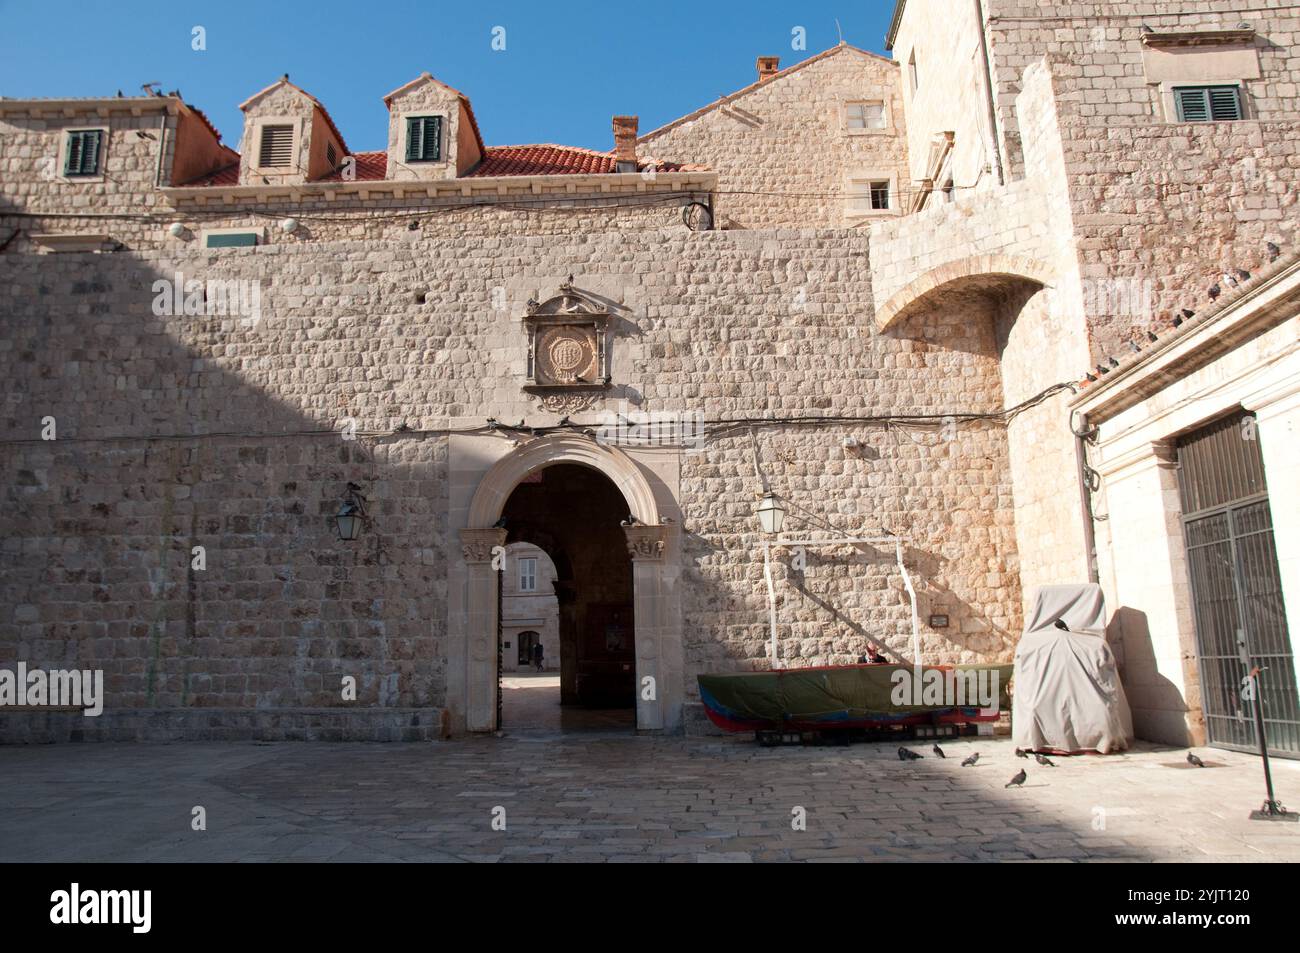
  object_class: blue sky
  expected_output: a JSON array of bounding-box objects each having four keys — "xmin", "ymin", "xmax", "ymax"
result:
[{"xmin": 0, "ymin": 0, "xmax": 897, "ymax": 153}]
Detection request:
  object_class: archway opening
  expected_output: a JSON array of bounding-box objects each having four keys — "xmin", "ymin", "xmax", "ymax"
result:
[{"xmin": 498, "ymin": 463, "xmax": 636, "ymax": 732}]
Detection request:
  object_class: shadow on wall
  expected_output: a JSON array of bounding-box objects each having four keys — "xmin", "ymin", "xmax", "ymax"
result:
[
  {"xmin": 1110, "ymin": 606, "xmax": 1197, "ymax": 747},
  {"xmin": 0, "ymin": 248, "xmax": 456, "ymax": 740}
]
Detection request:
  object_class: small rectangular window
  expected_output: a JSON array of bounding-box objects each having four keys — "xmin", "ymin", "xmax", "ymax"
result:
[
  {"xmin": 1175, "ymin": 85, "xmax": 1243, "ymax": 122},
  {"xmin": 258, "ymin": 124, "xmax": 295, "ymax": 167},
  {"xmin": 204, "ymin": 232, "xmax": 259, "ymax": 248},
  {"xmin": 405, "ymin": 116, "xmax": 443, "ymax": 163},
  {"xmin": 326, "ymin": 142, "xmax": 338, "ymax": 167},
  {"xmin": 848, "ymin": 179, "xmax": 892, "ymax": 214},
  {"xmin": 846, "ymin": 102, "xmax": 886, "ymax": 130},
  {"xmin": 64, "ymin": 130, "xmax": 103, "ymax": 176},
  {"xmin": 519, "ymin": 557, "xmax": 537, "ymax": 592},
  {"xmin": 909, "ymin": 51, "xmax": 919, "ymax": 94}
]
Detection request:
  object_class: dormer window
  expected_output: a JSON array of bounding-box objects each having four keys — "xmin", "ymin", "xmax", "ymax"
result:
[
  {"xmin": 405, "ymin": 116, "xmax": 443, "ymax": 162},
  {"xmin": 258, "ymin": 124, "xmax": 295, "ymax": 167},
  {"xmin": 63, "ymin": 130, "xmax": 103, "ymax": 176}
]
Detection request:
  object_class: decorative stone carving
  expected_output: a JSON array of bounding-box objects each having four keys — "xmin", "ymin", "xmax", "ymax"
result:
[
  {"xmin": 460, "ymin": 527, "xmax": 507, "ymax": 563},
  {"xmin": 623, "ymin": 524, "xmax": 668, "ymax": 561},
  {"xmin": 521, "ymin": 278, "xmax": 612, "ymax": 404}
]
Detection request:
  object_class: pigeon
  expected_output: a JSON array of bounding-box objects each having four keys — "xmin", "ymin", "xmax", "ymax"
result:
[
  {"xmin": 1147, "ymin": 330, "xmax": 1159, "ymax": 343},
  {"xmin": 1182, "ymin": 308, "xmax": 1196, "ymax": 319},
  {"xmin": 1233, "ymin": 268, "xmax": 1251, "ymax": 283},
  {"xmin": 933, "ymin": 744, "xmax": 946, "ymax": 759},
  {"xmin": 1266, "ymin": 241, "xmax": 1280, "ymax": 262},
  {"xmin": 1035, "ymin": 754, "xmax": 1057, "ymax": 767},
  {"xmin": 1172, "ymin": 315, "xmax": 1184, "ymax": 327},
  {"xmin": 1015, "ymin": 747, "xmax": 1029, "ymax": 759},
  {"xmin": 1005, "ymin": 769, "xmax": 1028, "ymax": 788},
  {"xmin": 1209, "ymin": 283, "xmax": 1221, "ymax": 300},
  {"xmin": 1129, "ymin": 341, "xmax": 1142, "ymax": 354},
  {"xmin": 961, "ymin": 752, "xmax": 980, "ymax": 767},
  {"xmin": 898, "ymin": 747, "xmax": 909, "ymax": 761},
  {"xmin": 904, "ymin": 748, "xmax": 923, "ymax": 761},
  {"xmin": 1187, "ymin": 752, "xmax": 1206, "ymax": 768},
  {"xmin": 1223, "ymin": 272, "xmax": 1238, "ymax": 288},
  {"xmin": 1107, "ymin": 356, "xmax": 1120, "ymax": 368}
]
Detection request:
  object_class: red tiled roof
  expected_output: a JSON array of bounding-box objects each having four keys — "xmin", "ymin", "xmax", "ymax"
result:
[
  {"xmin": 182, "ymin": 161, "xmax": 240, "ymax": 187},
  {"xmin": 320, "ymin": 150, "xmax": 387, "ymax": 182},
  {"xmin": 468, "ymin": 144, "xmax": 617, "ymax": 177},
  {"xmin": 178, "ymin": 146, "xmax": 699, "ymax": 187}
]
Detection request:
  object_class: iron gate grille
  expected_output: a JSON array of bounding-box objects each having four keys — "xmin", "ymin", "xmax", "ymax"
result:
[{"xmin": 1178, "ymin": 411, "xmax": 1299, "ymax": 757}]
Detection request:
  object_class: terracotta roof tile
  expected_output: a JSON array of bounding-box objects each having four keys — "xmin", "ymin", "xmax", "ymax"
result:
[
  {"xmin": 468, "ymin": 144, "xmax": 617, "ymax": 177},
  {"xmin": 319, "ymin": 150, "xmax": 388, "ymax": 182},
  {"xmin": 181, "ymin": 161, "xmax": 240, "ymax": 187}
]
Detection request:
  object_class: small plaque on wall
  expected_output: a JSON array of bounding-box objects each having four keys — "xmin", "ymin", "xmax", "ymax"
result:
[{"xmin": 929, "ymin": 613, "xmax": 949, "ymax": 629}]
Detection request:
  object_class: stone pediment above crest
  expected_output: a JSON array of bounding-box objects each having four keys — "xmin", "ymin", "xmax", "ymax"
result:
[{"xmin": 523, "ymin": 278, "xmax": 611, "ymax": 325}]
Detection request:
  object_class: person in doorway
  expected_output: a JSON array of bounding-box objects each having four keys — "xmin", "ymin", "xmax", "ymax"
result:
[{"xmin": 532, "ymin": 641, "xmax": 544, "ymax": 672}]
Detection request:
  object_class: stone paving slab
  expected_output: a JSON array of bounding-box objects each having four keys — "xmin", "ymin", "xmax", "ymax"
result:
[{"xmin": 0, "ymin": 736, "xmax": 1297, "ymax": 862}]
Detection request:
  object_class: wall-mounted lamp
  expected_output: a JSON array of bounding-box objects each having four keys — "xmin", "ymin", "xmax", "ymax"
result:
[
  {"xmin": 167, "ymin": 222, "xmax": 188, "ymax": 239},
  {"xmin": 756, "ymin": 492, "xmax": 785, "ymax": 535},
  {"xmin": 280, "ymin": 217, "xmax": 299, "ymax": 234},
  {"xmin": 335, "ymin": 482, "xmax": 368, "ymax": 541}
]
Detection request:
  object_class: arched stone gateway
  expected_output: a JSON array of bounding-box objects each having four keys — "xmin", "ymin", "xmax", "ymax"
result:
[{"xmin": 458, "ymin": 434, "xmax": 678, "ymax": 734}]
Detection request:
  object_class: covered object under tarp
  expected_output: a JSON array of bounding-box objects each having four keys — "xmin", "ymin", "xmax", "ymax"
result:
[{"xmin": 1012, "ymin": 584, "xmax": 1134, "ymax": 754}]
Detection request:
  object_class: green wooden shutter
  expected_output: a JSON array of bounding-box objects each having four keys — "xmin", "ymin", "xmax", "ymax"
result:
[
  {"xmin": 1176, "ymin": 86, "xmax": 1242, "ymax": 123},
  {"xmin": 405, "ymin": 117, "xmax": 422, "ymax": 162},
  {"xmin": 64, "ymin": 130, "xmax": 102, "ymax": 175},
  {"xmin": 1175, "ymin": 88, "xmax": 1210, "ymax": 122},
  {"xmin": 405, "ymin": 116, "xmax": 442, "ymax": 162},
  {"xmin": 1209, "ymin": 86, "xmax": 1243, "ymax": 121}
]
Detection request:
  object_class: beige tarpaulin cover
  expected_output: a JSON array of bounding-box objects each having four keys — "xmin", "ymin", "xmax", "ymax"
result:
[{"xmin": 1012, "ymin": 584, "xmax": 1134, "ymax": 753}]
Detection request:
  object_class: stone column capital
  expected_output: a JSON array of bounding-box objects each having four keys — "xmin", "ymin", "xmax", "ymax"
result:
[
  {"xmin": 623, "ymin": 524, "xmax": 668, "ymax": 561},
  {"xmin": 460, "ymin": 527, "xmax": 507, "ymax": 564}
]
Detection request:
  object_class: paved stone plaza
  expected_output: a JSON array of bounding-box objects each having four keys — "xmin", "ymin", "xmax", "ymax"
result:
[{"xmin": 2, "ymin": 735, "xmax": 1297, "ymax": 863}]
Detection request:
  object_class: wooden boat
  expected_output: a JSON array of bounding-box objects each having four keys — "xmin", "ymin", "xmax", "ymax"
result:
[{"xmin": 697, "ymin": 662, "xmax": 1013, "ymax": 733}]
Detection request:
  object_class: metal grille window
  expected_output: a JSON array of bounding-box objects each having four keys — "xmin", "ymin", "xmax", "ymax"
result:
[
  {"xmin": 1175, "ymin": 85, "xmax": 1243, "ymax": 122},
  {"xmin": 405, "ymin": 116, "xmax": 443, "ymax": 162},
  {"xmin": 1178, "ymin": 411, "xmax": 1298, "ymax": 757},
  {"xmin": 257, "ymin": 124, "xmax": 295, "ymax": 167},
  {"xmin": 63, "ymin": 130, "xmax": 103, "ymax": 176}
]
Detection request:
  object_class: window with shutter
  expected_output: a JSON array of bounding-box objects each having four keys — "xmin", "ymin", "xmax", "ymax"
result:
[
  {"xmin": 63, "ymin": 130, "xmax": 103, "ymax": 176},
  {"xmin": 1175, "ymin": 85, "xmax": 1243, "ymax": 122},
  {"xmin": 258, "ymin": 124, "xmax": 295, "ymax": 167},
  {"xmin": 405, "ymin": 116, "xmax": 442, "ymax": 162}
]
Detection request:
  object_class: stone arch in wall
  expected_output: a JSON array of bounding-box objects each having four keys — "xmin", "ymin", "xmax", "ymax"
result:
[
  {"xmin": 459, "ymin": 433, "xmax": 674, "ymax": 733},
  {"xmin": 874, "ymin": 254, "xmax": 1056, "ymax": 332}
]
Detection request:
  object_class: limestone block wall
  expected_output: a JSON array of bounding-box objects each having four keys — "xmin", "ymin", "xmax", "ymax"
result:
[
  {"xmin": 639, "ymin": 47, "xmax": 910, "ymax": 228},
  {"xmin": 1, "ymin": 226, "xmax": 1026, "ymax": 739},
  {"xmin": 981, "ymin": 1, "xmax": 1300, "ymax": 359},
  {"xmin": 0, "ymin": 105, "xmax": 182, "ymax": 221}
]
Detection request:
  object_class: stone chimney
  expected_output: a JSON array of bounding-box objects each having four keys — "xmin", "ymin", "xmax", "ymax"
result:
[
  {"xmin": 756, "ymin": 56, "xmax": 780, "ymax": 81},
  {"xmin": 612, "ymin": 115, "xmax": 638, "ymax": 172}
]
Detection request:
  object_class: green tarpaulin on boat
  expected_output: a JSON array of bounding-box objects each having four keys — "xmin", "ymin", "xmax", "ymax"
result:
[{"xmin": 697, "ymin": 663, "xmax": 1014, "ymax": 729}]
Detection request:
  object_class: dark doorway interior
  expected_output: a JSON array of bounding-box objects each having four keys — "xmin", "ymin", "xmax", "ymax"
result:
[
  {"xmin": 1178, "ymin": 410, "xmax": 1298, "ymax": 757},
  {"xmin": 499, "ymin": 464, "xmax": 635, "ymax": 731}
]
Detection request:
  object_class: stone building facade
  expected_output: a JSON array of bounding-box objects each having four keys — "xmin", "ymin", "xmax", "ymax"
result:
[{"xmin": 2, "ymin": 7, "xmax": 1297, "ymax": 749}]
